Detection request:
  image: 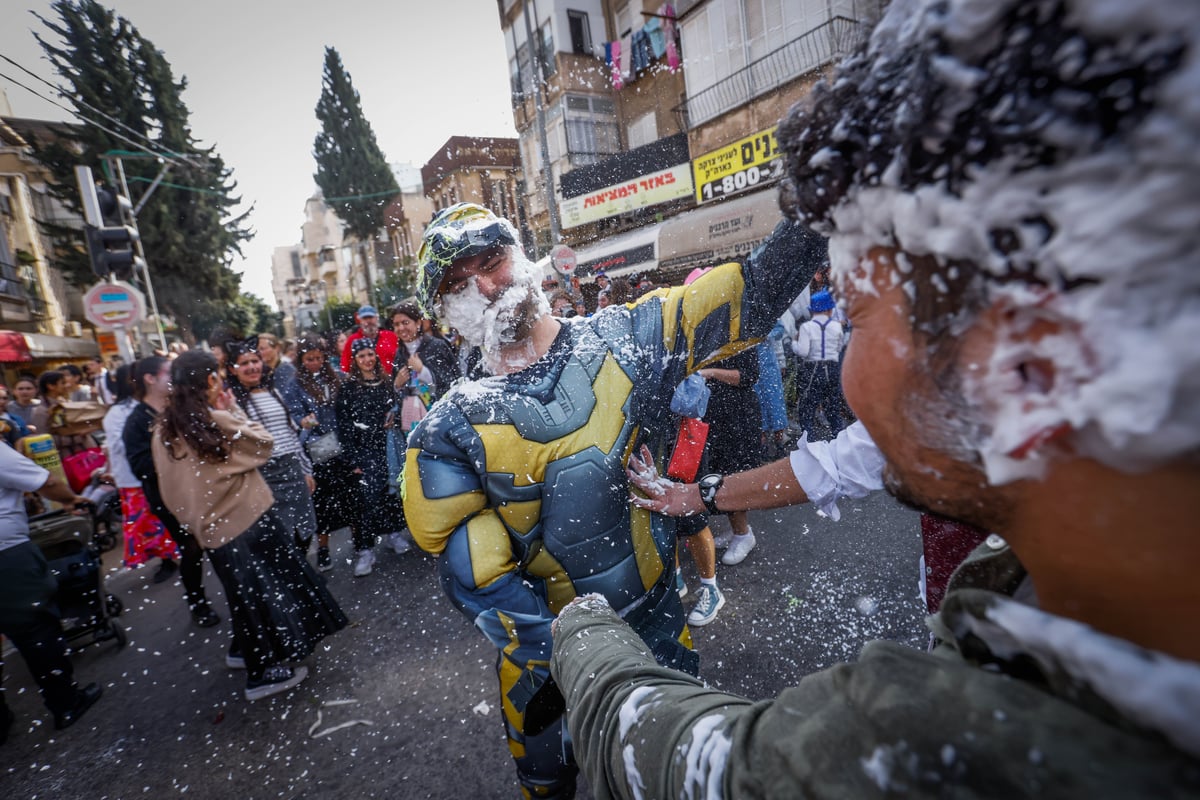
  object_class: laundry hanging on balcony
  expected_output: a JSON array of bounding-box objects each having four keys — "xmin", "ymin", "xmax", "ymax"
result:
[
  {"xmin": 603, "ymin": 4, "xmax": 680, "ymax": 90},
  {"xmin": 661, "ymin": 3, "xmax": 680, "ymax": 72},
  {"xmin": 605, "ymin": 40, "xmax": 623, "ymax": 89}
]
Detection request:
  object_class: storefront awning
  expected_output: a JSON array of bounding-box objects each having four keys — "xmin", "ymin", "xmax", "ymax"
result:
[
  {"xmin": 657, "ymin": 189, "xmax": 783, "ymax": 275},
  {"xmin": 22, "ymin": 332, "xmax": 99, "ymax": 360},
  {"xmin": 571, "ymin": 223, "xmax": 660, "ymax": 279},
  {"xmin": 0, "ymin": 331, "xmax": 32, "ymax": 363}
]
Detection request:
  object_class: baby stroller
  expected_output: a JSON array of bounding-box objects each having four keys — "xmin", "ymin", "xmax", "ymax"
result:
[
  {"xmin": 83, "ymin": 483, "xmax": 122, "ymax": 554},
  {"xmin": 29, "ymin": 506, "xmax": 127, "ymax": 650}
]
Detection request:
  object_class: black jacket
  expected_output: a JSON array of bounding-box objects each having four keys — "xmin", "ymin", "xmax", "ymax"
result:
[{"xmin": 121, "ymin": 401, "xmax": 183, "ymax": 536}]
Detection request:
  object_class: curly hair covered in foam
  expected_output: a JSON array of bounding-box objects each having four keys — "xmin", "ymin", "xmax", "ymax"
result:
[{"xmin": 778, "ymin": 0, "xmax": 1200, "ymax": 479}]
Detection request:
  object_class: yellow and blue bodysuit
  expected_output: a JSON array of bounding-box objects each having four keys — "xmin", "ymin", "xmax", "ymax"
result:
[{"xmin": 403, "ymin": 221, "xmax": 824, "ymax": 798}]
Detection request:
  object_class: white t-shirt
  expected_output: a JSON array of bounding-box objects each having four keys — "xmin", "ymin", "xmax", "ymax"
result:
[
  {"xmin": 0, "ymin": 441, "xmax": 50, "ymax": 551},
  {"xmin": 102, "ymin": 399, "xmax": 139, "ymax": 489}
]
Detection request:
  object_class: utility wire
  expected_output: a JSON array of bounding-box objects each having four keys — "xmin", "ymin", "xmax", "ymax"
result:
[
  {"xmin": 126, "ymin": 174, "xmax": 230, "ymax": 197},
  {"xmin": 0, "ymin": 52, "xmax": 197, "ymax": 165},
  {"xmin": 324, "ymin": 189, "xmax": 400, "ymax": 203},
  {"xmin": 0, "ymin": 66, "xmax": 185, "ymax": 167}
]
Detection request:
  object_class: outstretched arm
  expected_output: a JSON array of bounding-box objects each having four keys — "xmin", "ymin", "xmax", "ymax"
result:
[
  {"xmin": 629, "ymin": 421, "xmax": 883, "ymax": 520},
  {"xmin": 552, "ymin": 595, "xmax": 753, "ymax": 800}
]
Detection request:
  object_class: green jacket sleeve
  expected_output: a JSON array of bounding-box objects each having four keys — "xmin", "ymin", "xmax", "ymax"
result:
[{"xmin": 551, "ymin": 600, "xmax": 754, "ymax": 799}]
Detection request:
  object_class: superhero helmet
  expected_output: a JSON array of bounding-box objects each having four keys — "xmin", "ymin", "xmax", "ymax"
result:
[{"xmin": 416, "ymin": 203, "xmax": 518, "ymax": 312}]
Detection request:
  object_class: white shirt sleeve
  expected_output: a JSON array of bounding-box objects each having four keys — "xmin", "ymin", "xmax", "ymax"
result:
[
  {"xmin": 791, "ymin": 325, "xmax": 811, "ymax": 358},
  {"xmin": 787, "ymin": 421, "xmax": 884, "ymax": 521},
  {"xmin": 0, "ymin": 441, "xmax": 50, "ymax": 493}
]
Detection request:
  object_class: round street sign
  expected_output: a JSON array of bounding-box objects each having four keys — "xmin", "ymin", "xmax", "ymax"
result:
[
  {"xmin": 83, "ymin": 281, "xmax": 147, "ymax": 330},
  {"xmin": 550, "ymin": 244, "xmax": 577, "ymax": 276}
]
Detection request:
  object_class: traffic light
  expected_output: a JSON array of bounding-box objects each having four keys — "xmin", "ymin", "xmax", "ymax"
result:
[
  {"xmin": 85, "ymin": 223, "xmax": 141, "ymax": 280},
  {"xmin": 85, "ymin": 186, "xmax": 144, "ymax": 281}
]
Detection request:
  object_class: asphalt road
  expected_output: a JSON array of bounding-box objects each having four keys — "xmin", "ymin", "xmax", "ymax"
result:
[{"xmin": 1, "ymin": 491, "xmax": 924, "ymax": 799}]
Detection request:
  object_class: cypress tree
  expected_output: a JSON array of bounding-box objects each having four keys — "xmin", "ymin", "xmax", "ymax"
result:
[
  {"xmin": 312, "ymin": 47, "xmax": 399, "ymax": 302},
  {"xmin": 31, "ymin": 0, "xmax": 251, "ymax": 341}
]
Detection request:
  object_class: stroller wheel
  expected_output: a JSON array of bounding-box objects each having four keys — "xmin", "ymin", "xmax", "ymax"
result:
[
  {"xmin": 94, "ymin": 531, "xmax": 117, "ymax": 553},
  {"xmin": 106, "ymin": 594, "xmax": 124, "ymax": 617},
  {"xmin": 109, "ymin": 621, "xmax": 127, "ymax": 649}
]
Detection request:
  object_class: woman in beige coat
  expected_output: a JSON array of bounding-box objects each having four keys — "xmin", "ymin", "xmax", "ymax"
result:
[{"xmin": 152, "ymin": 350, "xmax": 345, "ymax": 701}]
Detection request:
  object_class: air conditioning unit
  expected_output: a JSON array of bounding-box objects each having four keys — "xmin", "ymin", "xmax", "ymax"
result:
[{"xmin": 64, "ymin": 320, "xmax": 82, "ymax": 337}]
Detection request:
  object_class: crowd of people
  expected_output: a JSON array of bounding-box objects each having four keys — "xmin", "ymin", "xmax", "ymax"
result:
[
  {"xmin": 3, "ymin": 0, "xmax": 1198, "ymax": 794},
  {"xmin": 0, "ymin": 300, "xmax": 475, "ymax": 731}
]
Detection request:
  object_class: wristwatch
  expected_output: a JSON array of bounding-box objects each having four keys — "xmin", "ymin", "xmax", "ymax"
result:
[{"xmin": 697, "ymin": 473, "xmax": 724, "ymax": 515}]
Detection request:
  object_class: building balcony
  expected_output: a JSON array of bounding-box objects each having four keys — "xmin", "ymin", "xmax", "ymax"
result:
[
  {"xmin": 675, "ymin": 16, "xmax": 868, "ymax": 129},
  {"xmin": 0, "ymin": 259, "xmax": 46, "ymax": 317}
]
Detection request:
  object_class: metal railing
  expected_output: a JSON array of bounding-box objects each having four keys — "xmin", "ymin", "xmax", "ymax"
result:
[{"xmin": 677, "ymin": 16, "xmax": 868, "ymax": 129}]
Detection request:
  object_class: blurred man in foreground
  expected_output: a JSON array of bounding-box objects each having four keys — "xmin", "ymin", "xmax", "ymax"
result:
[{"xmin": 550, "ymin": 0, "xmax": 1200, "ymax": 796}]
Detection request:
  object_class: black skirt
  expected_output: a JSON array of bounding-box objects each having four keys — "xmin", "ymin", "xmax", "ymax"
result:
[
  {"xmin": 207, "ymin": 509, "xmax": 347, "ymax": 675},
  {"xmin": 311, "ymin": 456, "xmax": 362, "ymax": 535},
  {"xmin": 259, "ymin": 452, "xmax": 318, "ymax": 543}
]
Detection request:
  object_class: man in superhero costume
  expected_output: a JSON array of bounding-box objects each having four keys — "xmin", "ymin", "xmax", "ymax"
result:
[{"xmin": 402, "ymin": 202, "xmax": 823, "ymax": 798}]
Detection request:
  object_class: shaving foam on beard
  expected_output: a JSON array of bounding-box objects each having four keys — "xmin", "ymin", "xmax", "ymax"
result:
[{"xmin": 440, "ymin": 248, "xmax": 550, "ymax": 363}]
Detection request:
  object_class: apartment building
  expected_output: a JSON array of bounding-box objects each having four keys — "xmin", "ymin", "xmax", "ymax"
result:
[
  {"xmin": 498, "ymin": 0, "xmax": 881, "ymax": 285},
  {"xmin": 420, "ymin": 135, "xmax": 523, "ymax": 237},
  {"xmin": 0, "ymin": 113, "xmax": 99, "ymax": 377}
]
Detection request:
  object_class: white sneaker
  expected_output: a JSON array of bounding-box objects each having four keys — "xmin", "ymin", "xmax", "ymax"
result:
[
  {"xmin": 353, "ymin": 548, "xmax": 376, "ymax": 577},
  {"xmin": 711, "ymin": 530, "xmax": 734, "ymax": 549},
  {"xmin": 388, "ymin": 531, "xmax": 411, "ymax": 555},
  {"xmin": 721, "ymin": 530, "xmax": 756, "ymax": 565}
]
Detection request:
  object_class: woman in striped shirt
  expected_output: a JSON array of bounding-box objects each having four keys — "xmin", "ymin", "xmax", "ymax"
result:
[{"xmin": 226, "ymin": 338, "xmax": 319, "ymax": 554}]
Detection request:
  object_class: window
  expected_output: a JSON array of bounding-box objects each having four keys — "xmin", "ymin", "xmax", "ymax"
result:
[
  {"xmin": 681, "ymin": 0, "xmax": 832, "ymax": 104},
  {"xmin": 615, "ymin": 2, "xmax": 634, "ymax": 39},
  {"xmin": 562, "ymin": 95, "xmax": 619, "ymax": 166},
  {"xmin": 537, "ymin": 22, "xmax": 556, "ymax": 79},
  {"xmin": 510, "ymin": 56, "xmax": 524, "ymax": 101},
  {"xmin": 627, "ymin": 111, "xmax": 658, "ymax": 150},
  {"xmin": 516, "ymin": 42, "xmax": 534, "ymax": 99},
  {"xmin": 290, "ymin": 250, "xmax": 303, "ymax": 279},
  {"xmin": 568, "ymin": 10, "xmax": 592, "ymax": 54}
]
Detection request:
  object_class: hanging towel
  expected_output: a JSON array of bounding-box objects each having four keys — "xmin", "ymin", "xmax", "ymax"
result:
[
  {"xmin": 631, "ymin": 29, "xmax": 652, "ymax": 74},
  {"xmin": 644, "ymin": 16, "xmax": 667, "ymax": 59},
  {"xmin": 619, "ymin": 33, "xmax": 633, "ymax": 81},
  {"xmin": 660, "ymin": 3, "xmax": 680, "ymax": 72},
  {"xmin": 604, "ymin": 40, "xmax": 614, "ymax": 68},
  {"xmin": 610, "ymin": 39, "xmax": 624, "ymax": 89}
]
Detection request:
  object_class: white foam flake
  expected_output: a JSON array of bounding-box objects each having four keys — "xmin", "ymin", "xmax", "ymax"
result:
[
  {"xmin": 860, "ymin": 744, "xmax": 895, "ymax": 791},
  {"xmin": 622, "ymin": 744, "xmax": 648, "ymax": 800},
  {"xmin": 681, "ymin": 714, "xmax": 731, "ymax": 800},
  {"xmin": 822, "ymin": 0, "xmax": 1200, "ymax": 480},
  {"xmin": 618, "ymin": 686, "xmax": 659, "ymax": 741}
]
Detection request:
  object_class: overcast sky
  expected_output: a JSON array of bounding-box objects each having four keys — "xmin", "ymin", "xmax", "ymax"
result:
[{"xmin": 0, "ymin": 0, "xmax": 518, "ymax": 307}]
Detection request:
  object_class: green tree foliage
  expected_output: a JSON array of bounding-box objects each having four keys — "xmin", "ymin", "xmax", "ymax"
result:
[
  {"xmin": 373, "ymin": 265, "xmax": 416, "ymax": 311},
  {"xmin": 30, "ymin": 0, "xmax": 251, "ymax": 339},
  {"xmin": 189, "ymin": 291, "xmax": 282, "ymax": 343},
  {"xmin": 321, "ymin": 297, "xmax": 361, "ymax": 335},
  {"xmin": 312, "ymin": 47, "xmax": 399, "ymax": 301}
]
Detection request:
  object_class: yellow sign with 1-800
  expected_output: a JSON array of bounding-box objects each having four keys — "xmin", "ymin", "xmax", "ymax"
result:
[{"xmin": 692, "ymin": 126, "xmax": 782, "ymax": 204}]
